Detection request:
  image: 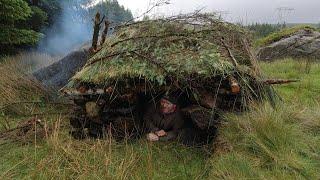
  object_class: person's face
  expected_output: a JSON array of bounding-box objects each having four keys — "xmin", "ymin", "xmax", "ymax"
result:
[{"xmin": 160, "ymin": 98, "xmax": 176, "ymax": 114}]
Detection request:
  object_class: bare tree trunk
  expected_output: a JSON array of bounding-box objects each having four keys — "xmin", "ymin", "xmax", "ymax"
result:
[
  {"xmin": 100, "ymin": 20, "xmax": 110, "ymax": 46},
  {"xmin": 91, "ymin": 12, "xmax": 105, "ymax": 51},
  {"xmin": 32, "ymin": 0, "xmax": 39, "ymax": 6}
]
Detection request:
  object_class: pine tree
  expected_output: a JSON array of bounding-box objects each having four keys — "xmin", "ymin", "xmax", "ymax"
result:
[
  {"xmin": 88, "ymin": 0, "xmax": 133, "ymax": 25},
  {"xmin": 28, "ymin": 5, "xmax": 48, "ymax": 32},
  {"xmin": 0, "ymin": 0, "xmax": 42, "ymax": 52}
]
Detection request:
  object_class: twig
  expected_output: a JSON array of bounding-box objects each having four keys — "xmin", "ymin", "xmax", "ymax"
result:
[
  {"xmin": 115, "ymin": 9, "xmax": 209, "ymax": 30},
  {"xmin": 242, "ymin": 38, "xmax": 260, "ymax": 75},
  {"xmin": 123, "ymin": 0, "xmax": 171, "ymax": 25},
  {"xmin": 221, "ymin": 38, "xmax": 239, "ymax": 67}
]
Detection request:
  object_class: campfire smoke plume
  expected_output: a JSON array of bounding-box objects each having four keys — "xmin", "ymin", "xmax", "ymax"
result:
[{"xmin": 38, "ymin": 1, "xmax": 91, "ymax": 56}]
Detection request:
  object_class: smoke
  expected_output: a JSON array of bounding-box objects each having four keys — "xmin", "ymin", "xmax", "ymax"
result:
[{"xmin": 38, "ymin": 1, "xmax": 92, "ymax": 56}]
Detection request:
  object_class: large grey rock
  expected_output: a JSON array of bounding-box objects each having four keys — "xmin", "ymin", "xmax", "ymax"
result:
[
  {"xmin": 257, "ymin": 29, "xmax": 320, "ymax": 61},
  {"xmin": 33, "ymin": 49, "xmax": 89, "ymax": 89}
]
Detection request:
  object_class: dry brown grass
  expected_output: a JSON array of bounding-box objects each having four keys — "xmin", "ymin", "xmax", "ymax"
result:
[
  {"xmin": 0, "ymin": 53, "xmax": 62, "ymax": 114},
  {"xmin": 5, "ymin": 52, "xmax": 60, "ymax": 72},
  {"xmin": 0, "ymin": 58, "xmax": 51, "ymax": 115}
]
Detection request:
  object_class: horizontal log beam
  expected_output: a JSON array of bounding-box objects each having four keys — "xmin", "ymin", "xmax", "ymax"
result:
[{"xmin": 263, "ymin": 79, "xmax": 299, "ymax": 85}]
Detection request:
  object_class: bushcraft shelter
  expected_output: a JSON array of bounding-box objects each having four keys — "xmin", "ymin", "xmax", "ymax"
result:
[
  {"xmin": 62, "ymin": 14, "xmax": 277, "ymax": 140},
  {"xmin": 64, "ymin": 14, "xmax": 274, "ymax": 106}
]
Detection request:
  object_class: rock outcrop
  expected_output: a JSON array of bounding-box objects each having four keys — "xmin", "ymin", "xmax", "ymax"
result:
[{"xmin": 257, "ymin": 29, "xmax": 320, "ymax": 61}]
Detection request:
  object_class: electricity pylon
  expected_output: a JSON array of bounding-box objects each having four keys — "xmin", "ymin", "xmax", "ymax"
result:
[{"xmin": 276, "ymin": 7, "xmax": 294, "ymax": 27}]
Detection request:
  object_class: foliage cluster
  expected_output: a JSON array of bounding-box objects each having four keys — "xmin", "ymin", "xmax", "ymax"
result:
[
  {"xmin": 0, "ymin": 0, "xmax": 42, "ymax": 53},
  {"xmin": 49, "ymin": 0, "xmax": 133, "ymax": 31},
  {"xmin": 88, "ymin": 0, "xmax": 133, "ymax": 25}
]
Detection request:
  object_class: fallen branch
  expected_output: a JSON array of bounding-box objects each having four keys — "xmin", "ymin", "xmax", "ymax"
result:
[
  {"xmin": 0, "ymin": 118, "xmax": 42, "ymax": 137},
  {"xmin": 263, "ymin": 79, "xmax": 299, "ymax": 85}
]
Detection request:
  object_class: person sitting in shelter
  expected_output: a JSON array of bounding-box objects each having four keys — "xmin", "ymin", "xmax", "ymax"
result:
[{"xmin": 144, "ymin": 96, "xmax": 185, "ymax": 142}]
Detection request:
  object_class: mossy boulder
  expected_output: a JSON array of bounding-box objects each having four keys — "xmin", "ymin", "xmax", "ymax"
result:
[{"xmin": 256, "ymin": 26, "xmax": 320, "ymax": 61}]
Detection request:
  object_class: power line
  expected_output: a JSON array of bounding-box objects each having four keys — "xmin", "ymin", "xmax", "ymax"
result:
[
  {"xmin": 215, "ymin": 10, "xmax": 231, "ymax": 20},
  {"xmin": 276, "ymin": 7, "xmax": 295, "ymax": 25}
]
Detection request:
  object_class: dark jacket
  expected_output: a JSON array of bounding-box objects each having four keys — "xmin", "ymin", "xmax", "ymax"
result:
[{"xmin": 143, "ymin": 102, "xmax": 185, "ymax": 141}]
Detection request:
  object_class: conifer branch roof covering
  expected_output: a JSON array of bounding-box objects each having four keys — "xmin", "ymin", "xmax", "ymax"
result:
[{"xmin": 67, "ymin": 13, "xmax": 259, "ymax": 88}]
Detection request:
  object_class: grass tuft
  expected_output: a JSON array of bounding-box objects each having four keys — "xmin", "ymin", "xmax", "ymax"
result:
[{"xmin": 210, "ymin": 103, "xmax": 320, "ymax": 179}]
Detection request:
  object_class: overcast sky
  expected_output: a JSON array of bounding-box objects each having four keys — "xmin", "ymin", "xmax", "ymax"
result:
[{"xmin": 115, "ymin": 0, "xmax": 320, "ymax": 24}]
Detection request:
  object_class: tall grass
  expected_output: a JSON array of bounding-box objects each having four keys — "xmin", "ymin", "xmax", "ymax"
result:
[
  {"xmin": 209, "ymin": 59, "xmax": 320, "ymax": 179},
  {"xmin": 0, "ymin": 117, "xmax": 210, "ymax": 179},
  {"xmin": 0, "ymin": 57, "xmax": 50, "ymax": 115},
  {"xmin": 0, "ymin": 52, "xmax": 59, "ymax": 72},
  {"xmin": 0, "ymin": 53, "xmax": 61, "ymax": 130},
  {"xmin": 210, "ymin": 104, "xmax": 320, "ymax": 179}
]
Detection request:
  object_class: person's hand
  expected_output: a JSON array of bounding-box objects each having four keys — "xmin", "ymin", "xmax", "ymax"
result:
[
  {"xmin": 155, "ymin": 130, "xmax": 167, "ymax": 137},
  {"xmin": 147, "ymin": 133, "xmax": 159, "ymax": 142}
]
